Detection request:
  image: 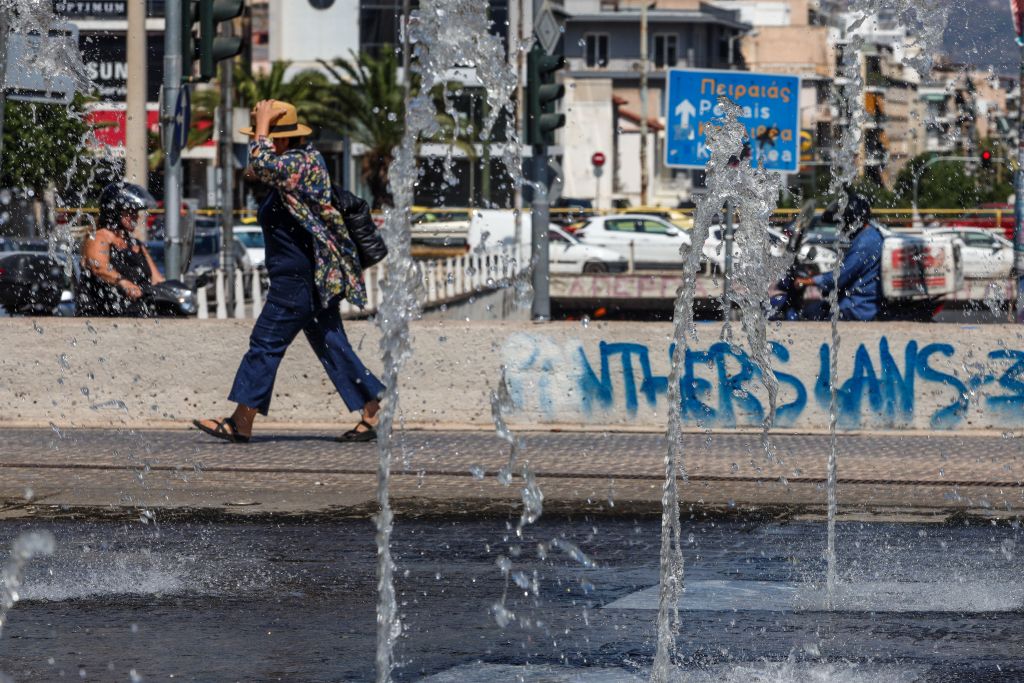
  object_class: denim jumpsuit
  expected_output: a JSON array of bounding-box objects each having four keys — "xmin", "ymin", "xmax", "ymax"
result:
[{"xmin": 228, "ymin": 189, "xmax": 385, "ymax": 415}]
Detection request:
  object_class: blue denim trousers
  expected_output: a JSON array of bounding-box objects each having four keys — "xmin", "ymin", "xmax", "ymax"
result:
[{"xmin": 229, "ymin": 280, "xmax": 385, "ymax": 415}]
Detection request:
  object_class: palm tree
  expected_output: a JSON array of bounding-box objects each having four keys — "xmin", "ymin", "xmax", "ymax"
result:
[
  {"xmin": 234, "ymin": 61, "xmax": 334, "ymax": 133},
  {"xmin": 318, "ymin": 50, "xmax": 407, "ymax": 209}
]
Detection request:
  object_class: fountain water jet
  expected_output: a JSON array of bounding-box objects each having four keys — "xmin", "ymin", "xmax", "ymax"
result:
[
  {"xmin": 373, "ymin": 1, "xmax": 517, "ymax": 679},
  {"xmin": 653, "ymin": 98, "xmax": 787, "ymax": 680},
  {"xmin": 823, "ymin": 0, "xmax": 951, "ymax": 608}
]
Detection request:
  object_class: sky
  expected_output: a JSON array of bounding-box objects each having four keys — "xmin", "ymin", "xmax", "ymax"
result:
[{"xmin": 942, "ymin": 0, "xmax": 1019, "ymax": 74}]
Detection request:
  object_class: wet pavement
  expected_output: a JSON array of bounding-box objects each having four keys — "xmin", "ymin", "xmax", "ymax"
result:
[
  {"xmin": 0, "ymin": 428, "xmax": 1021, "ymax": 517},
  {"xmin": 0, "ymin": 516, "xmax": 1020, "ymax": 682}
]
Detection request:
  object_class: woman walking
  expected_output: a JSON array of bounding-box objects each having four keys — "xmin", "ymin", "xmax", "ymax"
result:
[{"xmin": 194, "ymin": 99, "xmax": 384, "ymax": 443}]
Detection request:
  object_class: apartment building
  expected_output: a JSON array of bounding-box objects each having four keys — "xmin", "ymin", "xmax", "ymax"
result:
[{"xmin": 561, "ymin": 0, "xmax": 749, "ymax": 207}]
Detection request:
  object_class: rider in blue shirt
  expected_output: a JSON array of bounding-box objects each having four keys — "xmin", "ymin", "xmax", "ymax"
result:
[{"xmin": 798, "ymin": 194, "xmax": 883, "ymax": 321}]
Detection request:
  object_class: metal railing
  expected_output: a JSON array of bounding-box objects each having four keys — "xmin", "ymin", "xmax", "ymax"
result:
[{"xmin": 196, "ymin": 244, "xmax": 529, "ymax": 320}]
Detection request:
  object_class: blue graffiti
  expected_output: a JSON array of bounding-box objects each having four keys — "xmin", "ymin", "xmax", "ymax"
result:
[{"xmin": 569, "ymin": 336, "xmax": 1024, "ymax": 429}]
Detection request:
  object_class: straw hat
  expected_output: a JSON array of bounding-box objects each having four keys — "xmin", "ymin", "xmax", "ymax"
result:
[{"xmin": 239, "ymin": 100, "xmax": 312, "ymax": 138}]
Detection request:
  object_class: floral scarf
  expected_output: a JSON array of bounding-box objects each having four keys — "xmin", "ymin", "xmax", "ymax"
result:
[{"xmin": 247, "ymin": 137, "xmax": 367, "ymax": 308}]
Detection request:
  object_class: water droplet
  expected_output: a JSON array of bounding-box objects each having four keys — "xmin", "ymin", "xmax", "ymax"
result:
[{"xmin": 57, "ymin": 354, "xmax": 70, "ymax": 370}]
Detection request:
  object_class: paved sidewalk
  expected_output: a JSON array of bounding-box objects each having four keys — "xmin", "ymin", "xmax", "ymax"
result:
[{"xmin": 0, "ymin": 428, "xmax": 1020, "ymax": 517}]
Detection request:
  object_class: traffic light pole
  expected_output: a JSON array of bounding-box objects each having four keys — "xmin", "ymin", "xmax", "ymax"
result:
[
  {"xmin": 163, "ymin": 0, "xmax": 184, "ymax": 280},
  {"xmin": 1016, "ymin": 43, "xmax": 1024, "ymax": 321},
  {"xmin": 531, "ymin": 147, "xmax": 551, "ymax": 320},
  {"xmin": 219, "ymin": 20, "xmax": 235, "ymax": 316}
]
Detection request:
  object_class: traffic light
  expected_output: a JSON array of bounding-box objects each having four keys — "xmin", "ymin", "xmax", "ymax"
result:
[
  {"xmin": 981, "ymin": 150, "xmax": 993, "ymax": 169},
  {"xmin": 182, "ymin": 0, "xmax": 244, "ymax": 83},
  {"xmin": 526, "ymin": 44, "xmax": 566, "ymax": 146}
]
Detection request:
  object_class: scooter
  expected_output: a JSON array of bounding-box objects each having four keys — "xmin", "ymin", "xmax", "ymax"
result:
[{"xmin": 769, "ymin": 201, "xmax": 829, "ymax": 321}]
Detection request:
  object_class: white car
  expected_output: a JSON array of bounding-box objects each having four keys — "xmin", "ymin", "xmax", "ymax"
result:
[
  {"xmin": 233, "ymin": 225, "xmax": 265, "ymax": 267},
  {"xmin": 547, "ymin": 226, "xmax": 628, "ymax": 274},
  {"xmin": 926, "ymin": 227, "xmax": 1013, "ymax": 279},
  {"xmin": 573, "ymin": 214, "xmax": 691, "ymax": 269},
  {"xmin": 704, "ymin": 225, "xmax": 838, "ymax": 274}
]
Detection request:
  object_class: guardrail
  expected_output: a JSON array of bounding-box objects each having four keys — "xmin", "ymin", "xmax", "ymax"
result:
[
  {"xmin": 196, "ymin": 244, "xmax": 529, "ymax": 320},
  {"xmin": 54, "ymin": 206, "xmax": 1017, "ymax": 226}
]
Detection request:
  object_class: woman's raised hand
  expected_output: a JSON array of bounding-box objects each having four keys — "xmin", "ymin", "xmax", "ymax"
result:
[{"xmin": 253, "ymin": 100, "xmax": 285, "ymax": 137}]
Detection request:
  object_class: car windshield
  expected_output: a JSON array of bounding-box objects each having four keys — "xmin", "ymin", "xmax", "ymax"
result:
[
  {"xmin": 235, "ymin": 231, "xmax": 264, "ymax": 248},
  {"xmin": 413, "ymin": 211, "xmax": 469, "ymax": 224},
  {"xmin": 193, "ymin": 233, "xmax": 219, "ymax": 255}
]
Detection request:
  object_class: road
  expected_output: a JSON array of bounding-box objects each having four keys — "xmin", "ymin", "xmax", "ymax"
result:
[{"xmin": 0, "ymin": 428, "xmax": 1020, "ymax": 517}]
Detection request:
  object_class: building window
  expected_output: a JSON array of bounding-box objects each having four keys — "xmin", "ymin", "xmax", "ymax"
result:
[
  {"xmin": 360, "ymin": 1, "xmax": 508, "ymax": 57},
  {"xmin": 584, "ymin": 34, "xmax": 608, "ymax": 67},
  {"xmin": 653, "ymin": 34, "xmax": 678, "ymax": 68}
]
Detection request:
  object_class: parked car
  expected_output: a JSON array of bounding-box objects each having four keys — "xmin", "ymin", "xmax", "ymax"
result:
[
  {"xmin": 547, "ymin": 226, "xmax": 628, "ymax": 274},
  {"xmin": 573, "ymin": 214, "xmax": 691, "ymax": 269},
  {"xmin": 702, "ymin": 225, "xmax": 838, "ymax": 274},
  {"xmin": 410, "ymin": 208, "xmax": 472, "ymax": 248},
  {"xmin": 0, "ymin": 251, "xmax": 66, "ymax": 315},
  {"xmin": 232, "ymin": 225, "xmax": 265, "ymax": 267},
  {"xmin": 147, "ymin": 231, "xmax": 250, "ymax": 277},
  {"xmin": 926, "ymin": 226, "xmax": 1013, "ymax": 279},
  {"xmin": 626, "ymin": 206, "xmax": 694, "ymax": 230},
  {"xmin": 550, "ymin": 198, "xmax": 595, "ymax": 227},
  {"xmin": 945, "ymin": 203, "xmax": 1014, "ymax": 241}
]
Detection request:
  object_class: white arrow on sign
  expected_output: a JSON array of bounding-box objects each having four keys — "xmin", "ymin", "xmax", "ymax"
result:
[{"xmin": 675, "ymin": 99, "xmax": 696, "ymax": 128}]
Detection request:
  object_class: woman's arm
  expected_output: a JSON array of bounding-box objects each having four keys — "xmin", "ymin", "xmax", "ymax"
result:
[
  {"xmin": 81, "ymin": 230, "xmax": 143, "ymax": 299},
  {"xmin": 140, "ymin": 244, "xmax": 165, "ymax": 284},
  {"xmin": 246, "ymin": 100, "xmax": 305, "ymax": 192}
]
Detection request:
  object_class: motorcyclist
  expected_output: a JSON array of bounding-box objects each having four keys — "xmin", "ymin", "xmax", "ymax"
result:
[
  {"xmin": 796, "ymin": 193, "xmax": 883, "ymax": 322},
  {"xmin": 77, "ymin": 182, "xmax": 164, "ymax": 317}
]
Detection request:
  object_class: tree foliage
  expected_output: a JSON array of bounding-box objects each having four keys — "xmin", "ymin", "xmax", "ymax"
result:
[
  {"xmin": 234, "ymin": 61, "xmax": 333, "ymax": 133},
  {"xmin": 1, "ymin": 94, "xmax": 101, "ymax": 200},
  {"xmin": 318, "ymin": 50, "xmax": 407, "ymax": 209}
]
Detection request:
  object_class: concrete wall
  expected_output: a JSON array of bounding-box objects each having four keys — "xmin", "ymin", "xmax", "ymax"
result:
[{"xmin": 1, "ymin": 319, "xmax": 1021, "ymax": 433}]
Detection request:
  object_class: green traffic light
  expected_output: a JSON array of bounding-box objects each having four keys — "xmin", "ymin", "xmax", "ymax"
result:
[
  {"xmin": 526, "ymin": 44, "xmax": 566, "ymax": 146},
  {"xmin": 199, "ymin": 0, "xmax": 244, "ymax": 81},
  {"xmin": 183, "ymin": 0, "xmax": 244, "ymax": 83}
]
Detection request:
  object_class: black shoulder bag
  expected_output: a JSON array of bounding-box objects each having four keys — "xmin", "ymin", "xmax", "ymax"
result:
[{"xmin": 331, "ymin": 184, "xmax": 388, "ymax": 268}]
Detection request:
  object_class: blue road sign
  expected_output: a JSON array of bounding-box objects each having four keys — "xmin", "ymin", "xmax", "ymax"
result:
[
  {"xmin": 172, "ymin": 85, "xmax": 191, "ymax": 155},
  {"xmin": 665, "ymin": 68, "xmax": 801, "ymax": 173}
]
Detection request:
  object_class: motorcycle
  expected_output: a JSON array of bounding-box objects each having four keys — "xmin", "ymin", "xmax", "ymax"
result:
[
  {"xmin": 769, "ymin": 201, "xmax": 944, "ymax": 323},
  {"xmin": 140, "ymin": 279, "xmax": 199, "ymax": 317}
]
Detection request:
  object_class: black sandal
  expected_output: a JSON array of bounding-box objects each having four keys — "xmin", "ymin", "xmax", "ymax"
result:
[
  {"xmin": 337, "ymin": 419, "xmax": 377, "ymax": 443},
  {"xmin": 193, "ymin": 417, "xmax": 251, "ymax": 444}
]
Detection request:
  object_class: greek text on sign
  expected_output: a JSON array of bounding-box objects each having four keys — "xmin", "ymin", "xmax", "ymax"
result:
[{"xmin": 665, "ymin": 68, "xmax": 801, "ymax": 173}]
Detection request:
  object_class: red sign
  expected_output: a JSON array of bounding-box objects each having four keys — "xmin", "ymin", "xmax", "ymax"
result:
[
  {"xmin": 86, "ymin": 108, "xmax": 161, "ymax": 149},
  {"xmin": 1013, "ymin": 0, "xmax": 1024, "ymax": 43},
  {"xmin": 591, "ymin": 151, "xmax": 606, "ymax": 167}
]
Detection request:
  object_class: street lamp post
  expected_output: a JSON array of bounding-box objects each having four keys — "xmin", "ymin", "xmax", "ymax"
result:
[{"xmin": 1016, "ymin": 42, "xmax": 1024, "ymax": 320}]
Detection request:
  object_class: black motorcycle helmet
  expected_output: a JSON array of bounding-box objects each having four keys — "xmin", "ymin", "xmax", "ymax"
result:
[
  {"xmin": 823, "ymin": 193, "xmax": 872, "ymax": 229},
  {"xmin": 98, "ymin": 182, "xmax": 156, "ymax": 229}
]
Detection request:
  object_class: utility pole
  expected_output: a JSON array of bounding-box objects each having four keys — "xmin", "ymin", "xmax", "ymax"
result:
[
  {"xmin": 1016, "ymin": 43, "xmax": 1024, "ymax": 320},
  {"xmin": 1011, "ymin": 3, "xmax": 1024, "ymax": 320},
  {"xmin": 125, "ymin": 0, "xmax": 148, "ymax": 220},
  {"xmin": 0, "ymin": 10, "xmax": 8, "ymax": 176},
  {"xmin": 531, "ymin": 140, "xmax": 551, "ymax": 320},
  {"xmin": 526, "ymin": 1, "xmax": 566, "ymax": 321},
  {"xmin": 163, "ymin": 0, "xmax": 183, "ymax": 280},
  {"xmin": 639, "ymin": 1, "xmax": 649, "ymax": 206},
  {"xmin": 513, "ymin": 0, "xmax": 525, "ymax": 246},
  {"xmin": 219, "ymin": 19, "xmax": 235, "ymax": 316}
]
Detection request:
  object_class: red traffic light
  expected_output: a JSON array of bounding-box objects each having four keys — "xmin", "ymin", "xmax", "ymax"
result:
[{"xmin": 982, "ymin": 151, "xmax": 992, "ymax": 161}]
